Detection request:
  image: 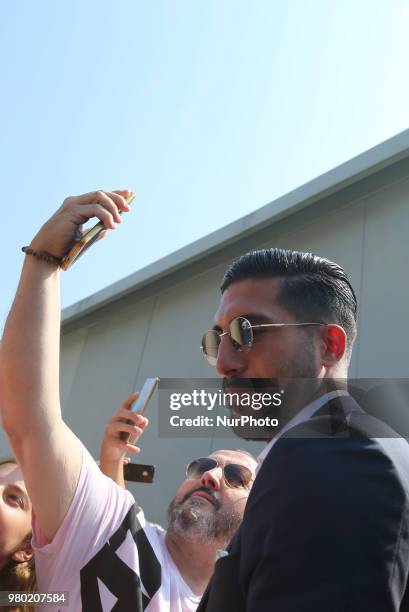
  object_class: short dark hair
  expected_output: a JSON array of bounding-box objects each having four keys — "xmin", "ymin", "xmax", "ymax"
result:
[{"xmin": 221, "ymin": 248, "xmax": 357, "ymax": 357}]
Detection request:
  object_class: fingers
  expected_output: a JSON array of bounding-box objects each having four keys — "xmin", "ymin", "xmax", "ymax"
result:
[
  {"xmin": 106, "ymin": 420, "xmax": 145, "ymax": 439},
  {"xmin": 104, "ymin": 437, "xmax": 141, "ymax": 455},
  {"xmin": 63, "ymin": 190, "xmax": 133, "ymax": 230},
  {"xmin": 113, "ymin": 393, "xmax": 149, "ymax": 427},
  {"xmin": 68, "ymin": 190, "xmax": 132, "ymax": 213},
  {"xmin": 108, "ymin": 191, "xmax": 134, "ymax": 211},
  {"xmin": 124, "ymin": 443, "xmax": 141, "ymax": 454},
  {"xmin": 112, "ymin": 189, "xmax": 135, "ymax": 204},
  {"xmin": 105, "ymin": 392, "xmax": 149, "ymax": 453},
  {"xmin": 122, "ymin": 392, "xmax": 140, "ymax": 411},
  {"xmin": 108, "ymin": 409, "xmax": 148, "ymax": 429},
  {"xmin": 96, "ymin": 230, "xmax": 108, "ymax": 241},
  {"xmin": 74, "ymin": 203, "xmax": 119, "ymax": 229}
]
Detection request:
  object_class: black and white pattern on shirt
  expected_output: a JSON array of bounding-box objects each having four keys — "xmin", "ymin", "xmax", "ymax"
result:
[{"xmin": 80, "ymin": 503, "xmax": 162, "ymax": 611}]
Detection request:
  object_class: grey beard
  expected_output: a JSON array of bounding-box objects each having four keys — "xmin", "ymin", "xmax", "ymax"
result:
[{"xmin": 167, "ymin": 490, "xmax": 242, "ymax": 545}]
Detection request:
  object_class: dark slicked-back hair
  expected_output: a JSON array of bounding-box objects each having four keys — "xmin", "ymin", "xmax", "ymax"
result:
[{"xmin": 221, "ymin": 248, "xmax": 358, "ymax": 358}]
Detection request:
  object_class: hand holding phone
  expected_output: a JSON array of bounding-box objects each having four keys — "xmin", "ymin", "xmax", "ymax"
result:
[
  {"xmin": 120, "ymin": 377, "xmax": 160, "ymax": 443},
  {"xmin": 60, "ymin": 192, "xmax": 136, "ymax": 270}
]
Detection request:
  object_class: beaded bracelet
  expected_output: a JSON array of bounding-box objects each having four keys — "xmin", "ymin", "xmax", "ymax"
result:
[{"xmin": 21, "ymin": 246, "xmax": 62, "ymax": 267}]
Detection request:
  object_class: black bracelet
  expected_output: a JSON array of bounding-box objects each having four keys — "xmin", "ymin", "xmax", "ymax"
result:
[{"xmin": 21, "ymin": 246, "xmax": 62, "ymax": 267}]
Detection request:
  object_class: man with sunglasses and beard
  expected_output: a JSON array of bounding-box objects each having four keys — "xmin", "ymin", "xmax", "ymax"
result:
[
  {"xmin": 102, "ymin": 397, "xmax": 256, "ymax": 610},
  {"xmin": 0, "ymin": 190, "xmax": 256, "ymax": 612},
  {"xmin": 196, "ymin": 250, "xmax": 409, "ymax": 612}
]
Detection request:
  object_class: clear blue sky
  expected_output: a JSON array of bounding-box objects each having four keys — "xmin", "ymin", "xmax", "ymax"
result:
[{"xmin": 2, "ymin": 0, "xmax": 409, "ymax": 328}]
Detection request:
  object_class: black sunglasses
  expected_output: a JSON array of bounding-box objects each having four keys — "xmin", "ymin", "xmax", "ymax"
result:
[
  {"xmin": 186, "ymin": 457, "xmax": 253, "ymax": 489},
  {"xmin": 201, "ymin": 316, "xmax": 326, "ymax": 366}
]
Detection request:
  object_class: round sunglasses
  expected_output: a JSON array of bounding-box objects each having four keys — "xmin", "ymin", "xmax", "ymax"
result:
[
  {"xmin": 186, "ymin": 457, "xmax": 253, "ymax": 489},
  {"xmin": 200, "ymin": 316, "xmax": 326, "ymax": 366}
]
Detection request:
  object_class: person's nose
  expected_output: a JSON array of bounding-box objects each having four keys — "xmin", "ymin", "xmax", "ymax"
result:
[
  {"xmin": 215, "ymin": 334, "xmax": 246, "ymax": 378},
  {"xmin": 201, "ymin": 466, "xmax": 223, "ymax": 491}
]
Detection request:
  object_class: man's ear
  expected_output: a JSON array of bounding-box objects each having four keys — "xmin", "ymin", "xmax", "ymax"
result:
[
  {"xmin": 319, "ymin": 324, "xmax": 346, "ymax": 366},
  {"xmin": 11, "ymin": 540, "xmax": 33, "ymax": 564}
]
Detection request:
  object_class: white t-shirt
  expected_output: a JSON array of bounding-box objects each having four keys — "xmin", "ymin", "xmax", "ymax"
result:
[{"xmin": 32, "ymin": 447, "xmax": 201, "ymax": 612}]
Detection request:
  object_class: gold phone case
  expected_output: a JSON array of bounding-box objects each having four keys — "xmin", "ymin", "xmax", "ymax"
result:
[{"xmin": 60, "ymin": 193, "xmax": 135, "ymax": 270}]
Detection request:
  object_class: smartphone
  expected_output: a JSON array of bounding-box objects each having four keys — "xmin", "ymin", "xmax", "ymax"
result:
[
  {"xmin": 120, "ymin": 377, "xmax": 160, "ymax": 443},
  {"xmin": 123, "ymin": 463, "xmax": 155, "ymax": 484},
  {"xmin": 60, "ymin": 193, "xmax": 136, "ymax": 270}
]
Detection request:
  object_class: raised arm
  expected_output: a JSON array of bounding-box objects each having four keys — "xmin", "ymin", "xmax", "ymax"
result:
[
  {"xmin": 99, "ymin": 392, "xmax": 149, "ymax": 488},
  {"xmin": 0, "ymin": 190, "xmax": 132, "ymax": 541}
]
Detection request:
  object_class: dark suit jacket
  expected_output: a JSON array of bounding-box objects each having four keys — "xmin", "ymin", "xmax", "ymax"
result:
[{"xmin": 197, "ymin": 395, "xmax": 409, "ymax": 612}]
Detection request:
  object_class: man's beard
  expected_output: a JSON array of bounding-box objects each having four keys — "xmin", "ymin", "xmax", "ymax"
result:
[
  {"xmin": 223, "ymin": 335, "xmax": 325, "ymax": 441},
  {"xmin": 167, "ymin": 486, "xmax": 242, "ymax": 545}
]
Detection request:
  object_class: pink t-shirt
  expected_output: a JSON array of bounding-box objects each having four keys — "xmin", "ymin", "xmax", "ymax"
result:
[{"xmin": 32, "ymin": 447, "xmax": 201, "ymax": 612}]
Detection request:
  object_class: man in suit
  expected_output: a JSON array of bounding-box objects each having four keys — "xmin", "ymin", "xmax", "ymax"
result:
[{"xmin": 197, "ymin": 248, "xmax": 409, "ymax": 611}]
